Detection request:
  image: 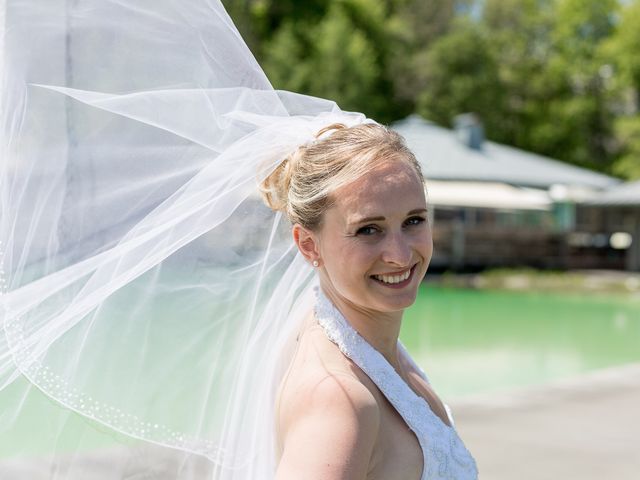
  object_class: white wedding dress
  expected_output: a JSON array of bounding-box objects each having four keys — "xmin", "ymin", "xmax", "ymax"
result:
[{"xmin": 314, "ymin": 287, "xmax": 478, "ymax": 479}]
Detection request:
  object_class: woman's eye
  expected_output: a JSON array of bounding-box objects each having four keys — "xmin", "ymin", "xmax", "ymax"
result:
[
  {"xmin": 356, "ymin": 225, "xmax": 380, "ymax": 236},
  {"xmin": 405, "ymin": 216, "xmax": 426, "ymax": 227}
]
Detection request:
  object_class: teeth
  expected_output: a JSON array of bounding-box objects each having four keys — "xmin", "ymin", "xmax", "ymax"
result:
[{"xmin": 373, "ymin": 268, "xmax": 411, "ymax": 284}]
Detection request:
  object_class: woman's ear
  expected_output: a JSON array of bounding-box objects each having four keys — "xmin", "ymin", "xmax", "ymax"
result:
[{"xmin": 292, "ymin": 224, "xmax": 321, "ymax": 266}]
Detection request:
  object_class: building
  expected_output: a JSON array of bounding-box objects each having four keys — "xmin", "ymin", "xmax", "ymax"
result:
[
  {"xmin": 579, "ymin": 180, "xmax": 640, "ymax": 271},
  {"xmin": 392, "ymin": 114, "xmax": 629, "ymax": 270}
]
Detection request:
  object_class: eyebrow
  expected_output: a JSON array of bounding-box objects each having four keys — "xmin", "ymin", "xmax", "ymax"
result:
[{"xmin": 350, "ymin": 208, "xmax": 428, "ymax": 225}]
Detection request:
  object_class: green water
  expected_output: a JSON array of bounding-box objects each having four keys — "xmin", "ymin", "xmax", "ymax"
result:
[{"xmin": 401, "ymin": 285, "xmax": 640, "ymax": 398}]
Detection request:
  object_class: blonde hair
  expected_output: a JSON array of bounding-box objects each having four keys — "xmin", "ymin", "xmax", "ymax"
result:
[{"xmin": 260, "ymin": 123, "xmax": 423, "ymax": 230}]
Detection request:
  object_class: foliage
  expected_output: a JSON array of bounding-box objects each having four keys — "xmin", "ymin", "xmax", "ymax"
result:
[
  {"xmin": 259, "ymin": 0, "xmax": 403, "ymax": 122},
  {"xmin": 612, "ymin": 116, "xmax": 640, "ymax": 179},
  {"xmin": 414, "ymin": 19, "xmax": 503, "ymax": 135},
  {"xmin": 601, "ymin": 0, "xmax": 640, "ymax": 179},
  {"xmin": 223, "ymin": 0, "xmax": 640, "ymax": 179}
]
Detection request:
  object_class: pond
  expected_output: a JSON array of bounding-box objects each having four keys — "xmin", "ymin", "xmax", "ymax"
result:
[{"xmin": 401, "ymin": 285, "xmax": 640, "ymax": 398}]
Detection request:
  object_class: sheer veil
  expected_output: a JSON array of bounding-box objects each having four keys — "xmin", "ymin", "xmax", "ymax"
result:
[{"xmin": 0, "ymin": 1, "xmax": 371, "ymax": 478}]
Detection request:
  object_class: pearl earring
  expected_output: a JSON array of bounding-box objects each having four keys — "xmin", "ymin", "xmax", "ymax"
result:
[{"xmin": 312, "ymin": 260, "xmax": 319, "ymax": 267}]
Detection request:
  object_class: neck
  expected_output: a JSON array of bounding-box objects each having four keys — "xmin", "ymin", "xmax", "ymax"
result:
[{"xmin": 319, "ymin": 283, "xmax": 404, "ymax": 371}]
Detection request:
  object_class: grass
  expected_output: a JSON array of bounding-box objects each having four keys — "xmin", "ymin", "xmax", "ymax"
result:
[{"xmin": 434, "ymin": 268, "xmax": 640, "ymax": 295}]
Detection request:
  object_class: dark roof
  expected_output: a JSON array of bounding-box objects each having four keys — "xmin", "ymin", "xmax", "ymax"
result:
[{"xmin": 392, "ymin": 115, "xmax": 620, "ymax": 190}]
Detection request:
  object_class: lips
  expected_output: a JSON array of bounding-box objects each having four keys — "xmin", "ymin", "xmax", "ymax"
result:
[{"xmin": 371, "ymin": 264, "xmax": 417, "ymax": 287}]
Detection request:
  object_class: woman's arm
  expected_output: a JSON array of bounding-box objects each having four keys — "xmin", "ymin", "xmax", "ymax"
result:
[{"xmin": 275, "ymin": 373, "xmax": 380, "ymax": 480}]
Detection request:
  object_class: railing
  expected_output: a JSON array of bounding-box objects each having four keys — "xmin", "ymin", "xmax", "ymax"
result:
[{"xmin": 431, "ymin": 224, "xmax": 626, "ymax": 271}]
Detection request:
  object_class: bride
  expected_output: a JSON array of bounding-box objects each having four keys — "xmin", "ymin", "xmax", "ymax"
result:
[
  {"xmin": 0, "ymin": 0, "xmax": 476, "ymax": 478},
  {"xmin": 265, "ymin": 124, "xmax": 476, "ymax": 478}
]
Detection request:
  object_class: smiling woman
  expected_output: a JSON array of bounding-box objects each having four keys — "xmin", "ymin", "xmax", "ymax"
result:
[
  {"xmin": 0, "ymin": 1, "xmax": 476, "ymax": 479},
  {"xmin": 261, "ymin": 123, "xmax": 477, "ymax": 479}
]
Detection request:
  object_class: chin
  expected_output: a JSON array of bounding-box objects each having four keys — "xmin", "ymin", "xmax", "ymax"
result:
[{"xmin": 369, "ymin": 288, "xmax": 419, "ymax": 313}]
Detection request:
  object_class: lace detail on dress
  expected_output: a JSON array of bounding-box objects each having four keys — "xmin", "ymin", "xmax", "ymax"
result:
[{"xmin": 314, "ymin": 287, "xmax": 478, "ymax": 480}]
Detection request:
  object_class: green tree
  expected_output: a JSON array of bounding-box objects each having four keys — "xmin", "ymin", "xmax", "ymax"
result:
[
  {"xmin": 602, "ymin": 0, "xmax": 640, "ymax": 179},
  {"xmin": 390, "ymin": 0, "xmax": 472, "ymax": 109},
  {"xmin": 481, "ymin": 0, "xmax": 555, "ymax": 146},
  {"xmin": 417, "ymin": 0, "xmax": 619, "ymax": 171},
  {"xmin": 224, "ymin": 0, "xmax": 639, "ymax": 177},
  {"xmin": 539, "ymin": 0, "xmax": 618, "ymax": 171},
  {"xmin": 222, "ymin": 0, "xmax": 331, "ymax": 57},
  {"xmin": 414, "ymin": 18, "xmax": 504, "ymax": 137},
  {"xmin": 612, "ymin": 117, "xmax": 640, "ymax": 179},
  {"xmin": 483, "ymin": 0, "xmax": 618, "ymax": 171},
  {"xmin": 261, "ymin": 0, "xmax": 403, "ymax": 122}
]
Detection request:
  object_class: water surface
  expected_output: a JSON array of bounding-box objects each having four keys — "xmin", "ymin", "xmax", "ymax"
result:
[{"xmin": 401, "ymin": 285, "xmax": 640, "ymax": 398}]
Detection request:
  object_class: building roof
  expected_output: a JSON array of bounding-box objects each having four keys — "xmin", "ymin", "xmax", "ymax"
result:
[
  {"xmin": 586, "ymin": 180, "xmax": 640, "ymax": 206},
  {"xmin": 427, "ymin": 180, "xmax": 552, "ymax": 210},
  {"xmin": 392, "ymin": 115, "xmax": 620, "ymax": 190}
]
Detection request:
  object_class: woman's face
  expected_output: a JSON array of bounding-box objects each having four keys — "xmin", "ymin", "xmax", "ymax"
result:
[{"xmin": 315, "ymin": 158, "xmax": 432, "ymax": 314}]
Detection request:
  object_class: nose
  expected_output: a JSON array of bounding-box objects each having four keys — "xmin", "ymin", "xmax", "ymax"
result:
[{"xmin": 381, "ymin": 231, "xmax": 412, "ymax": 267}]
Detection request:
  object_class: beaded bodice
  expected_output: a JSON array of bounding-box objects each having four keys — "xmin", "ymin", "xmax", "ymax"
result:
[{"xmin": 314, "ymin": 288, "xmax": 478, "ymax": 480}]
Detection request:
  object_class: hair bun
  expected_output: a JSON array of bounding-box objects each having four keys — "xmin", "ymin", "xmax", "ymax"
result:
[
  {"xmin": 260, "ymin": 123, "xmax": 347, "ymax": 212},
  {"xmin": 260, "ymin": 148, "xmax": 301, "ymax": 213}
]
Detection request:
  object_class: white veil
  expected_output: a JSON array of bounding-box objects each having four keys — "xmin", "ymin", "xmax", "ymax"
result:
[{"xmin": 0, "ymin": 1, "xmax": 370, "ymax": 478}]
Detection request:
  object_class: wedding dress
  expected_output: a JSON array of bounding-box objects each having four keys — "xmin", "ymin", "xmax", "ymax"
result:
[
  {"xmin": 315, "ymin": 287, "xmax": 478, "ymax": 479},
  {"xmin": 0, "ymin": 0, "xmax": 476, "ymax": 478}
]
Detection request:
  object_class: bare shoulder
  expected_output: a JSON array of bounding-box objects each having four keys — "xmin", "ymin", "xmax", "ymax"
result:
[
  {"xmin": 276, "ymin": 372, "xmax": 380, "ymax": 480},
  {"xmin": 287, "ymin": 368, "xmax": 380, "ymax": 427},
  {"xmin": 275, "ymin": 323, "xmax": 380, "ymax": 480},
  {"xmin": 279, "ymin": 323, "xmax": 380, "ymax": 433}
]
